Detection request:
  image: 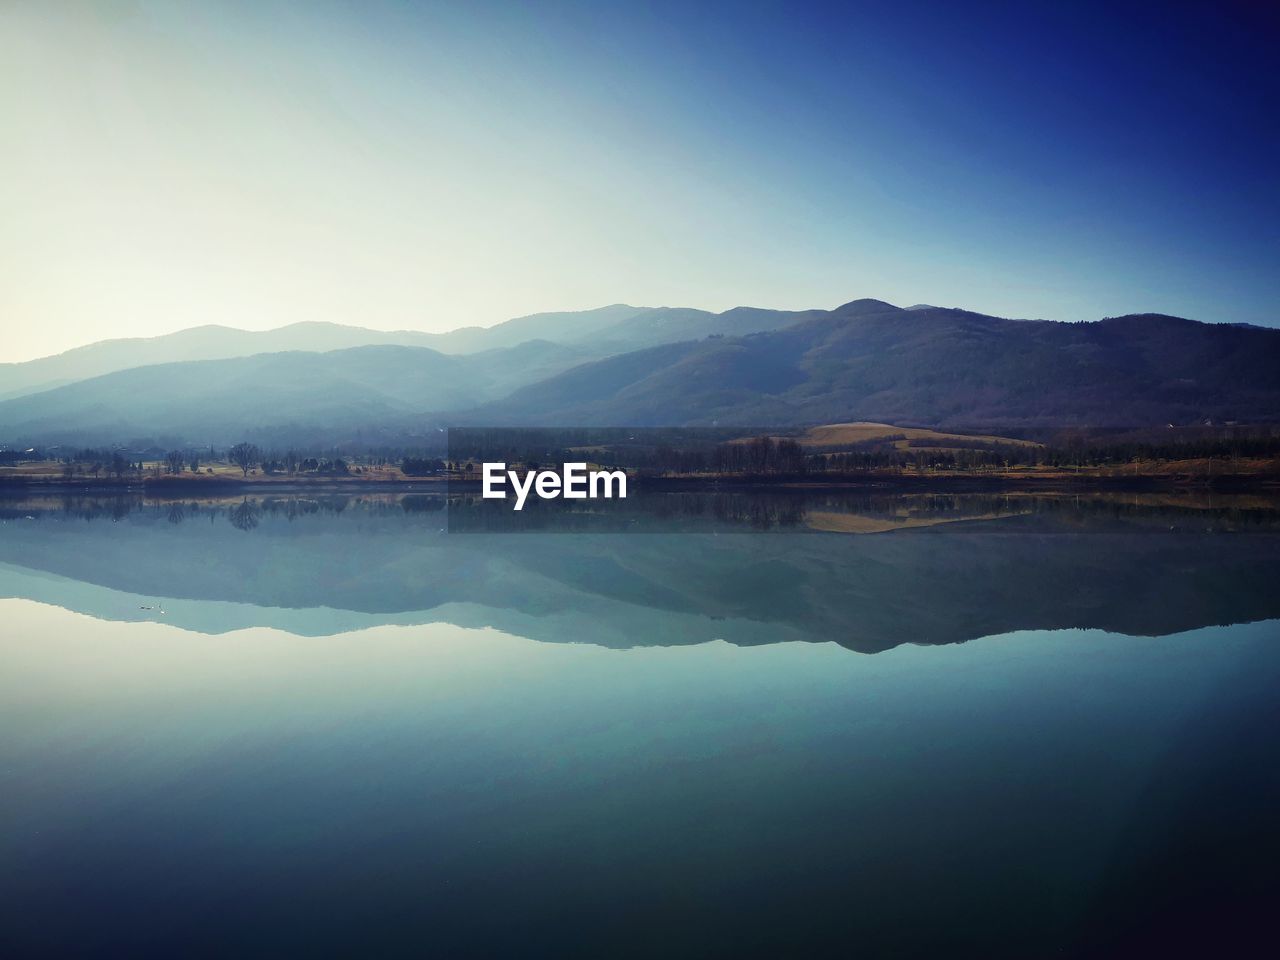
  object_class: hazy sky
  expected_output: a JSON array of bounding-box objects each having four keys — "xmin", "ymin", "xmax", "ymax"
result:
[{"xmin": 3, "ymin": 0, "xmax": 1277, "ymax": 361}]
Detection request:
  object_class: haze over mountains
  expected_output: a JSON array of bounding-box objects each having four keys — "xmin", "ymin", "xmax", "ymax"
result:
[
  {"xmin": 1, "ymin": 298, "xmax": 1276, "ymax": 447},
  {"xmin": 0, "ymin": 304, "xmax": 813, "ymax": 401}
]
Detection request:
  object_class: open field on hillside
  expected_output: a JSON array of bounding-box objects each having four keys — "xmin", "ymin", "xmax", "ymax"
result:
[{"xmin": 793, "ymin": 421, "xmax": 1041, "ymax": 449}]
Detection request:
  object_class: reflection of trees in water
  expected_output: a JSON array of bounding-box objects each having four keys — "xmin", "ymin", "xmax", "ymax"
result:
[
  {"xmin": 257, "ymin": 496, "xmax": 356, "ymax": 520},
  {"xmin": 1022, "ymin": 494, "xmax": 1280, "ymax": 531},
  {"xmin": 229, "ymin": 499, "xmax": 260, "ymax": 531},
  {"xmin": 401, "ymin": 495, "xmax": 446, "ymax": 514},
  {"xmin": 267, "ymin": 497, "xmax": 315, "ymax": 522},
  {"xmin": 725, "ymin": 495, "xmax": 804, "ymax": 529},
  {"xmin": 6, "ymin": 490, "xmax": 1280, "ymax": 534},
  {"xmin": 698, "ymin": 494, "xmax": 805, "ymax": 529},
  {"xmin": 442, "ymin": 487, "xmax": 1280, "ymax": 534},
  {"xmin": 648, "ymin": 492, "xmax": 806, "ymax": 528},
  {"xmin": 10, "ymin": 492, "xmax": 420, "ymax": 526},
  {"xmin": 152, "ymin": 500, "xmax": 205, "ymax": 526},
  {"xmin": 31, "ymin": 495, "xmax": 148, "ymax": 521},
  {"xmin": 446, "ymin": 490, "xmax": 811, "ymax": 531}
]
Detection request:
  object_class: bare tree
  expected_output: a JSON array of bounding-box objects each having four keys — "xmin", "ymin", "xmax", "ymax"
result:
[{"xmin": 229, "ymin": 442, "xmax": 261, "ymax": 478}]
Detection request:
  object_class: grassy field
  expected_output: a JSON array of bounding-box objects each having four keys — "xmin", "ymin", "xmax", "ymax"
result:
[{"xmin": 793, "ymin": 421, "xmax": 1041, "ymax": 450}]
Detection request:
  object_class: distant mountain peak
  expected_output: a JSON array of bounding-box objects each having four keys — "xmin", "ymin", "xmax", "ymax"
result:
[
  {"xmin": 832, "ymin": 298, "xmax": 903, "ymax": 315},
  {"xmin": 1096, "ymin": 313, "xmax": 1205, "ymax": 330}
]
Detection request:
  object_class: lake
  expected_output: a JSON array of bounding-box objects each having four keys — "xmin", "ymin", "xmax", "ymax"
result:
[{"xmin": 2, "ymin": 490, "xmax": 1277, "ymax": 956}]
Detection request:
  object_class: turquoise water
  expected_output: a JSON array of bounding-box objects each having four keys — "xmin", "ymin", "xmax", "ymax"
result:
[{"xmin": 1, "ymin": 493, "xmax": 1277, "ymax": 956}]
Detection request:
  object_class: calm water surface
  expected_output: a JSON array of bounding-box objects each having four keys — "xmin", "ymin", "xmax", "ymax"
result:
[{"xmin": 1, "ymin": 492, "xmax": 1277, "ymax": 957}]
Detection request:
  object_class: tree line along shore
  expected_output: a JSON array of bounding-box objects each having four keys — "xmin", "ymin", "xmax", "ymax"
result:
[{"xmin": 2, "ymin": 428, "xmax": 1279, "ymax": 491}]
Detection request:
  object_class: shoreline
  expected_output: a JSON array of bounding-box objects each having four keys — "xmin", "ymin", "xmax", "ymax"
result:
[{"xmin": 2, "ymin": 471, "xmax": 1277, "ymax": 496}]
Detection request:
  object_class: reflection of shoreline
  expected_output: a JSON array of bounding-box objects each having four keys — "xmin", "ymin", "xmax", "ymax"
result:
[
  {"xmin": 0, "ymin": 476, "xmax": 449, "ymax": 494},
  {"xmin": 3, "ymin": 465, "xmax": 1280, "ymax": 496},
  {"xmin": 3, "ymin": 490, "xmax": 1280, "ymax": 653},
  {"xmin": 636, "ymin": 472, "xmax": 1280, "ymax": 492},
  {"xmin": 6, "ymin": 489, "xmax": 1280, "ymax": 525}
]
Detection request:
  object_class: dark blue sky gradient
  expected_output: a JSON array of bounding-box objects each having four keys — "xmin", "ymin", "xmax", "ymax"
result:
[{"xmin": 432, "ymin": 0, "xmax": 1279, "ymax": 323}]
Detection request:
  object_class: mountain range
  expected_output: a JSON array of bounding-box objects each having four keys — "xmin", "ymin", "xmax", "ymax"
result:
[
  {"xmin": 1, "ymin": 298, "xmax": 1276, "ymax": 447},
  {"xmin": 0, "ymin": 303, "xmax": 813, "ymax": 402},
  {"xmin": 473, "ymin": 300, "xmax": 1280, "ymax": 428}
]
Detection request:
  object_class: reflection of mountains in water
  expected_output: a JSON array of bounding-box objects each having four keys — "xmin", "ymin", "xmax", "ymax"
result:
[{"xmin": 1, "ymin": 491, "xmax": 1278, "ymax": 653}]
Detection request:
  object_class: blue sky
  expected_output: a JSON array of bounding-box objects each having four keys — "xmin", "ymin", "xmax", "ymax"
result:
[{"xmin": 3, "ymin": 0, "xmax": 1277, "ymax": 360}]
